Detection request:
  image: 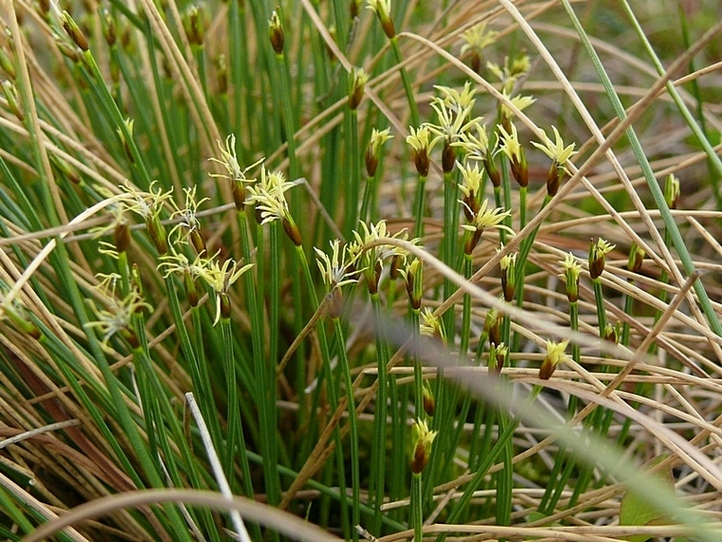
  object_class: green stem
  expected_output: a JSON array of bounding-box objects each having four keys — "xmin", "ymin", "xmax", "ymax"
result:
[
  {"xmin": 592, "ymin": 278, "xmax": 607, "ymax": 337},
  {"xmin": 440, "ymin": 386, "xmax": 542, "ymax": 541},
  {"xmin": 369, "ymin": 292, "xmax": 391, "ymax": 535},
  {"xmin": 442, "ymin": 170, "xmax": 459, "ymax": 338},
  {"xmin": 257, "ymin": 221, "xmax": 282, "ymax": 507},
  {"xmin": 296, "ymin": 247, "xmax": 350, "ymax": 540},
  {"xmin": 345, "ymin": 108, "xmax": 361, "ymax": 235},
  {"xmin": 333, "ymin": 316, "xmax": 360, "ymax": 541},
  {"xmin": 390, "ymin": 37, "xmax": 420, "ymax": 127},
  {"xmin": 519, "ymin": 185, "xmax": 527, "ymax": 231},
  {"xmin": 412, "ymin": 175, "xmax": 428, "ymax": 239},
  {"xmin": 360, "ymin": 175, "xmax": 376, "ymax": 224},
  {"xmin": 411, "ymin": 473, "xmax": 423, "ymax": 542}
]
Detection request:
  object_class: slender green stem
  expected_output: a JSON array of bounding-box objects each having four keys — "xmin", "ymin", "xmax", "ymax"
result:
[
  {"xmin": 296, "ymin": 247, "xmax": 350, "ymax": 540},
  {"xmin": 80, "ymin": 50, "xmax": 153, "ymax": 188},
  {"xmin": 390, "ymin": 37, "xmax": 420, "ymax": 128},
  {"xmin": 519, "ymin": 185, "xmax": 527, "ymax": 231},
  {"xmin": 411, "ymin": 473, "xmax": 423, "ymax": 542},
  {"xmin": 410, "ymin": 308, "xmax": 424, "ymax": 421},
  {"xmin": 500, "ymin": 159, "xmax": 513, "ymax": 245},
  {"xmin": 592, "ymin": 278, "xmax": 607, "ymax": 337},
  {"xmin": 440, "ymin": 386, "xmax": 542, "ymax": 541},
  {"xmin": 345, "ymin": 109, "xmax": 360, "ymax": 235},
  {"xmin": 496, "ymin": 407, "xmax": 513, "ymax": 533},
  {"xmin": 442, "ymin": 170, "xmax": 459, "ymax": 337},
  {"xmin": 252, "ymin": 220, "xmax": 282, "ymax": 509},
  {"xmin": 275, "ymin": 51, "xmax": 300, "ymax": 191},
  {"xmin": 360, "ymin": 175, "xmax": 376, "ymax": 224},
  {"xmin": 370, "ymin": 292, "xmax": 390, "ymax": 535},
  {"xmin": 412, "ymin": 175, "xmax": 428, "ymax": 239},
  {"xmin": 190, "ymin": 306, "xmax": 223, "ymax": 449},
  {"xmin": 333, "ymin": 316, "xmax": 360, "ymax": 541},
  {"xmin": 539, "ymin": 297, "xmax": 579, "ymax": 515},
  {"xmin": 514, "ymin": 195, "xmax": 552, "ymax": 303}
]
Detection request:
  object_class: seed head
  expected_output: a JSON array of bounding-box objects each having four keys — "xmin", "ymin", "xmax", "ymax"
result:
[
  {"xmin": 559, "ymin": 253, "xmax": 582, "ymax": 302},
  {"xmin": 539, "ymin": 339, "xmax": 569, "ymax": 380},
  {"xmin": 410, "ymin": 418, "xmax": 438, "ymax": 474},
  {"xmin": 366, "ymin": 127, "xmax": 393, "ymax": 177},
  {"xmin": 268, "ymin": 10, "xmax": 284, "ymax": 54},
  {"xmin": 588, "ymin": 238, "xmax": 615, "ymax": 280},
  {"xmin": 367, "ymin": 0, "xmax": 395, "ymax": 38}
]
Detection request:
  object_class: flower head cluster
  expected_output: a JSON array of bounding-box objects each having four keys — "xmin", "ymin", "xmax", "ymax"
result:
[
  {"xmin": 315, "ymin": 239, "xmax": 362, "ymax": 290},
  {"xmin": 419, "ymin": 307, "xmax": 444, "ymax": 341},
  {"xmin": 315, "ymin": 239, "xmax": 364, "ymax": 318},
  {"xmin": 588, "ymin": 238, "xmax": 615, "ymax": 280},
  {"xmin": 209, "ymin": 134, "xmax": 264, "ymax": 184},
  {"xmin": 244, "ymin": 166, "xmax": 302, "ymax": 245},
  {"xmin": 489, "ymin": 342, "xmax": 508, "ymax": 374},
  {"xmin": 367, "ymin": 0, "xmax": 395, "ymax": 38},
  {"xmin": 245, "ymin": 167, "xmax": 293, "ymax": 224},
  {"xmin": 350, "ymin": 220, "xmax": 408, "ymax": 294},
  {"xmin": 366, "ymin": 127, "xmax": 393, "ymax": 177},
  {"xmin": 627, "ymin": 243, "xmax": 645, "ymax": 274},
  {"xmin": 406, "ymin": 125, "xmax": 438, "ymax": 177},
  {"xmin": 159, "ymin": 249, "xmax": 253, "ymax": 325},
  {"xmin": 498, "ymin": 247, "xmax": 517, "ymax": 302},
  {"xmin": 268, "ymin": 10, "xmax": 284, "ymax": 54},
  {"xmin": 488, "ymin": 54, "xmax": 531, "ymax": 93},
  {"xmin": 484, "ymin": 307, "xmax": 502, "ymax": 346},
  {"xmin": 118, "ymin": 180, "xmax": 172, "ymax": 222},
  {"xmin": 497, "ymin": 122, "xmax": 528, "ymax": 187},
  {"xmin": 87, "ymin": 285, "xmax": 151, "ymax": 347},
  {"xmin": 664, "ymin": 173, "xmax": 680, "ymax": 209},
  {"xmin": 428, "ymin": 82, "xmax": 481, "ymax": 143},
  {"xmin": 453, "ymin": 122, "xmax": 490, "ymax": 162},
  {"xmin": 531, "ymin": 126, "xmax": 577, "ymax": 197},
  {"xmin": 115, "ymin": 180, "xmax": 174, "ymax": 254},
  {"xmin": 460, "ymin": 22, "xmax": 498, "ymax": 73},
  {"xmin": 457, "ymin": 161, "xmax": 484, "ymax": 220},
  {"xmin": 168, "ymin": 186, "xmax": 209, "ymax": 253},
  {"xmin": 208, "ymin": 135, "xmax": 265, "ymax": 210},
  {"xmin": 539, "ymin": 339, "xmax": 570, "ymax": 380},
  {"xmin": 461, "ymin": 198, "xmax": 513, "ymax": 255},
  {"xmin": 410, "ymin": 418, "xmax": 438, "ymax": 474},
  {"xmin": 399, "ymin": 256, "xmax": 423, "ymax": 310},
  {"xmin": 559, "ymin": 252, "xmax": 582, "ymax": 303},
  {"xmin": 454, "ymin": 123, "xmax": 500, "ymax": 187},
  {"xmin": 348, "ymin": 67, "xmax": 369, "ymax": 110},
  {"xmin": 498, "ymin": 89, "xmax": 535, "ymax": 127},
  {"xmin": 425, "ymin": 83, "xmax": 483, "ymax": 172}
]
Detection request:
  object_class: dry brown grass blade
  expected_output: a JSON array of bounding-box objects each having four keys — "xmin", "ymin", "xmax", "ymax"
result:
[{"xmin": 21, "ymin": 489, "xmax": 341, "ymax": 542}]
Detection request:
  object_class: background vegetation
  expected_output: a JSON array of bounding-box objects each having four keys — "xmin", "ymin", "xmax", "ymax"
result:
[{"xmin": 0, "ymin": 0, "xmax": 721, "ymax": 540}]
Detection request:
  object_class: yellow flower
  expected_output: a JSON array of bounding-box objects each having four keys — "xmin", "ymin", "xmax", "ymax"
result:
[
  {"xmin": 208, "ymin": 133, "xmax": 265, "ymax": 183},
  {"xmin": 460, "ymin": 22, "xmax": 498, "ymax": 55},
  {"xmin": 559, "ymin": 253, "xmax": 582, "ymax": 302},
  {"xmin": 589, "ymin": 238, "xmax": 615, "ymax": 280},
  {"xmin": 452, "ymin": 121, "xmax": 490, "ymax": 162},
  {"xmin": 427, "ymin": 82, "xmax": 481, "ymax": 142},
  {"xmin": 539, "ymin": 339, "xmax": 570, "ymax": 380},
  {"xmin": 499, "ymin": 89, "xmax": 536, "ymax": 122},
  {"xmin": 461, "ymin": 198, "xmax": 513, "ymax": 234},
  {"xmin": 419, "ymin": 307, "xmax": 444, "ymax": 341},
  {"xmin": 410, "ymin": 418, "xmax": 438, "ymax": 474},
  {"xmin": 367, "ymin": 0, "xmax": 395, "ymax": 38},
  {"xmin": 244, "ymin": 166, "xmax": 294, "ymax": 225},
  {"xmin": 531, "ymin": 125, "xmax": 577, "ymax": 167}
]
